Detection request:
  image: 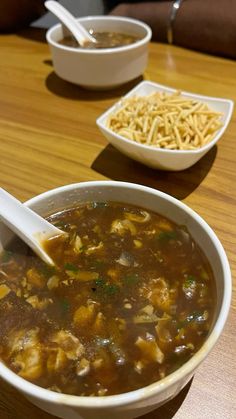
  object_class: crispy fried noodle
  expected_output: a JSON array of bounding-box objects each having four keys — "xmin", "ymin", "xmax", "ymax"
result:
[{"xmin": 106, "ymin": 91, "xmax": 223, "ymax": 150}]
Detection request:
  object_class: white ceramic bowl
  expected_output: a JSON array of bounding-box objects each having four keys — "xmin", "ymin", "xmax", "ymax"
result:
[
  {"xmin": 46, "ymin": 16, "xmax": 152, "ymax": 89},
  {"xmin": 0, "ymin": 181, "xmax": 231, "ymax": 419},
  {"xmin": 96, "ymin": 81, "xmax": 234, "ymax": 170}
]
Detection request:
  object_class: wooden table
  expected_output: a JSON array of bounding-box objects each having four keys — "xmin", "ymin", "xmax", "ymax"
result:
[{"xmin": 0, "ymin": 28, "xmax": 235, "ymax": 419}]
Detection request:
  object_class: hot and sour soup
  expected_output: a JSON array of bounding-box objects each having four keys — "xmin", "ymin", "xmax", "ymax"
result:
[
  {"xmin": 59, "ymin": 31, "xmax": 141, "ymax": 49},
  {"xmin": 0, "ymin": 202, "xmax": 216, "ymax": 396}
]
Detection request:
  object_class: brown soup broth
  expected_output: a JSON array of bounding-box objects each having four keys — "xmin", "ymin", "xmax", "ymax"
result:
[
  {"xmin": 0, "ymin": 202, "xmax": 216, "ymax": 396},
  {"xmin": 59, "ymin": 32, "xmax": 141, "ymax": 49}
]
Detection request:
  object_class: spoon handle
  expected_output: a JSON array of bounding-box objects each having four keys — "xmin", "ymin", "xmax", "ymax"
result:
[
  {"xmin": 45, "ymin": 1, "xmax": 96, "ymax": 46},
  {"xmin": 0, "ymin": 188, "xmax": 64, "ymax": 265}
]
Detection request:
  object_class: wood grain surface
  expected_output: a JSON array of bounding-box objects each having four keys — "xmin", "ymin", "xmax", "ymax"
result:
[{"xmin": 0, "ymin": 28, "xmax": 235, "ymax": 419}]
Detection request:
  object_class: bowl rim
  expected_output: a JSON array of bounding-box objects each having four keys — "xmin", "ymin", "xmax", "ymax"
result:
[
  {"xmin": 46, "ymin": 15, "xmax": 152, "ymax": 54},
  {"xmin": 96, "ymin": 81, "xmax": 234, "ymax": 155},
  {"xmin": 0, "ymin": 180, "xmax": 231, "ymax": 409}
]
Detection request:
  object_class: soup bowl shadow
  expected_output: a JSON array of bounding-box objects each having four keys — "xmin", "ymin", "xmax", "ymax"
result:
[
  {"xmin": 0, "ymin": 181, "xmax": 231, "ymax": 419},
  {"xmin": 45, "ymin": 70, "xmax": 144, "ymax": 101},
  {"xmin": 91, "ymin": 144, "xmax": 217, "ymax": 200}
]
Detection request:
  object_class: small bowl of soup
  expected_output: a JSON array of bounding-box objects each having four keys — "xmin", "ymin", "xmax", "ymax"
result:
[
  {"xmin": 46, "ymin": 16, "xmax": 152, "ymax": 89},
  {"xmin": 0, "ymin": 181, "xmax": 231, "ymax": 419}
]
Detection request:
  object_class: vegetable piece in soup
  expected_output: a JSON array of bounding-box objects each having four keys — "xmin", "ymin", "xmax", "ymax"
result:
[{"xmin": 0, "ymin": 202, "xmax": 216, "ymax": 396}]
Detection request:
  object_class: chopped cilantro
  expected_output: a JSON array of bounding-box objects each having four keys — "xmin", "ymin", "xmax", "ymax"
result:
[
  {"xmin": 61, "ymin": 299, "xmax": 70, "ymax": 313},
  {"xmin": 64, "ymin": 263, "xmax": 79, "ymax": 272},
  {"xmin": 39, "ymin": 264, "xmax": 57, "ymax": 278},
  {"xmin": 178, "ymin": 311, "xmax": 207, "ymax": 329},
  {"xmin": 123, "ymin": 274, "xmax": 139, "ymax": 286},
  {"xmin": 183, "ymin": 275, "xmax": 196, "ymax": 288},
  {"xmin": 53, "ymin": 221, "xmax": 65, "ymax": 229},
  {"xmin": 156, "ymin": 231, "xmax": 177, "ymax": 241},
  {"xmin": 94, "ymin": 278, "xmax": 120, "ymax": 297},
  {"xmin": 104, "ymin": 284, "xmax": 120, "ymax": 295},
  {"xmin": 95, "ymin": 278, "xmax": 105, "ymax": 287}
]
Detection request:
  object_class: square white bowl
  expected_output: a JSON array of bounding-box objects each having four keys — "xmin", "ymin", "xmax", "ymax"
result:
[{"xmin": 96, "ymin": 81, "xmax": 234, "ymax": 171}]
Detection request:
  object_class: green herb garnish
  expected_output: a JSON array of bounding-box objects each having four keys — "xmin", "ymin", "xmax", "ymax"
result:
[
  {"xmin": 178, "ymin": 311, "xmax": 207, "ymax": 329},
  {"xmin": 39, "ymin": 264, "xmax": 57, "ymax": 278},
  {"xmin": 61, "ymin": 299, "xmax": 70, "ymax": 313},
  {"xmin": 64, "ymin": 262, "xmax": 79, "ymax": 272},
  {"xmin": 183, "ymin": 275, "xmax": 196, "ymax": 288},
  {"xmin": 94, "ymin": 278, "xmax": 120, "ymax": 297},
  {"xmin": 156, "ymin": 231, "xmax": 177, "ymax": 241},
  {"xmin": 123, "ymin": 274, "xmax": 139, "ymax": 286},
  {"xmin": 95, "ymin": 278, "xmax": 105, "ymax": 287},
  {"xmin": 104, "ymin": 284, "xmax": 120, "ymax": 295},
  {"xmin": 53, "ymin": 221, "xmax": 65, "ymax": 229}
]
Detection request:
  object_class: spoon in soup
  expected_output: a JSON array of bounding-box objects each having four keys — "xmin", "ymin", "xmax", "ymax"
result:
[
  {"xmin": 0, "ymin": 188, "xmax": 66, "ymax": 266},
  {"xmin": 45, "ymin": 1, "xmax": 97, "ymax": 47}
]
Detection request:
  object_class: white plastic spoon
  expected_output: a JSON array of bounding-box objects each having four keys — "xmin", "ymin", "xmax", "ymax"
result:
[
  {"xmin": 0, "ymin": 188, "xmax": 66, "ymax": 266},
  {"xmin": 45, "ymin": 0, "xmax": 97, "ymax": 47}
]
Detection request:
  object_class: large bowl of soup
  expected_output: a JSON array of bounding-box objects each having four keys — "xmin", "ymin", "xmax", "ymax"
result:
[
  {"xmin": 46, "ymin": 16, "xmax": 152, "ymax": 89},
  {"xmin": 0, "ymin": 181, "xmax": 231, "ymax": 419}
]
